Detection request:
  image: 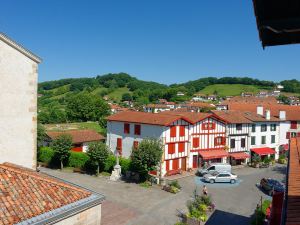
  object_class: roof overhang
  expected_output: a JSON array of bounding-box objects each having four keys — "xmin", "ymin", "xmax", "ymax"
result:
[{"xmin": 253, "ymin": 0, "xmax": 300, "ymax": 47}]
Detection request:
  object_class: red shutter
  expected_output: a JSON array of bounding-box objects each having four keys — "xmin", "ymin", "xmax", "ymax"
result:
[
  {"xmin": 179, "ymin": 126, "xmax": 185, "ymax": 137},
  {"xmin": 178, "ymin": 142, "xmax": 185, "ymax": 152},
  {"xmin": 170, "ymin": 126, "xmax": 177, "ymax": 137},
  {"xmin": 221, "ymin": 137, "xmax": 226, "ymax": 145},
  {"xmin": 168, "ymin": 143, "xmax": 175, "ymax": 154},
  {"xmin": 134, "ymin": 124, "xmax": 141, "ymax": 135},
  {"xmin": 133, "ymin": 141, "xmax": 139, "ymax": 149},
  {"xmin": 201, "ymin": 123, "xmax": 207, "ymax": 130},
  {"xmin": 286, "ymin": 132, "xmax": 290, "ymax": 139},
  {"xmin": 166, "ymin": 160, "xmax": 170, "ymax": 171},
  {"xmin": 291, "ymin": 121, "xmax": 297, "ymax": 129},
  {"xmin": 193, "ymin": 155, "xmax": 198, "ymax": 168},
  {"xmin": 173, "ymin": 159, "xmax": 179, "ymax": 170},
  {"xmin": 297, "ymin": 133, "xmax": 300, "ymax": 137},
  {"xmin": 212, "ymin": 123, "xmax": 216, "ymax": 129},
  {"xmin": 193, "ymin": 137, "xmax": 199, "ymax": 148},
  {"xmin": 117, "ymin": 138, "xmax": 122, "ymax": 155},
  {"xmin": 124, "ymin": 123, "xmax": 130, "ymax": 134}
]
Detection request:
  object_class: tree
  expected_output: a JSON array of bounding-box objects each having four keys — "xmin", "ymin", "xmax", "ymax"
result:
[
  {"xmin": 66, "ymin": 92, "xmax": 110, "ymax": 122},
  {"xmin": 122, "ymin": 93, "xmax": 132, "ymax": 102},
  {"xmin": 87, "ymin": 142, "xmax": 110, "ymax": 175},
  {"xmin": 37, "ymin": 123, "xmax": 46, "ymax": 148},
  {"xmin": 130, "ymin": 139, "xmax": 163, "ymax": 181},
  {"xmin": 51, "ymin": 134, "xmax": 72, "ymax": 169}
]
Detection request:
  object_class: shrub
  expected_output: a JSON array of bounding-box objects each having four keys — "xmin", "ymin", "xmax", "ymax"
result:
[
  {"xmin": 38, "ymin": 147, "xmax": 55, "ymax": 164},
  {"xmin": 104, "ymin": 155, "xmax": 116, "ymax": 172},
  {"xmin": 119, "ymin": 157, "xmax": 131, "ymax": 175},
  {"xmin": 169, "ymin": 180, "xmax": 181, "ymax": 189},
  {"xmin": 68, "ymin": 152, "xmax": 89, "ymax": 168},
  {"xmin": 263, "ymin": 156, "xmax": 271, "ymax": 164}
]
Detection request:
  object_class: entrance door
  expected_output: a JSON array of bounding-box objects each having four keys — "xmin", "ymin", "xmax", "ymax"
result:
[
  {"xmin": 193, "ymin": 155, "xmax": 198, "ymax": 168},
  {"xmin": 173, "ymin": 159, "xmax": 179, "ymax": 170},
  {"xmin": 181, "ymin": 157, "xmax": 186, "ymax": 171}
]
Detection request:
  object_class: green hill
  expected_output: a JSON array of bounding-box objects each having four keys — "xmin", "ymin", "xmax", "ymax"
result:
[{"xmin": 198, "ymin": 84, "xmax": 266, "ymax": 97}]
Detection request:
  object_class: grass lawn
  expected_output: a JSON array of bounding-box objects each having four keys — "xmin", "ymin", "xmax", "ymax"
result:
[
  {"xmin": 198, "ymin": 84, "xmax": 263, "ymax": 97},
  {"xmin": 45, "ymin": 121, "xmax": 106, "ymax": 135},
  {"xmin": 108, "ymin": 87, "xmax": 131, "ymax": 102},
  {"xmin": 91, "ymin": 86, "xmax": 108, "ymax": 95}
]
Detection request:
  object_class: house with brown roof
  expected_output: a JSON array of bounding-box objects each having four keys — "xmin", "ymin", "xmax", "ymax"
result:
[
  {"xmin": 0, "ymin": 33, "xmax": 104, "ymax": 224},
  {"xmin": 46, "ymin": 129, "xmax": 105, "ymax": 152}
]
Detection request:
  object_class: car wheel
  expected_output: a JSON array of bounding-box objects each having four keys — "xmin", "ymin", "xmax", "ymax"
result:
[
  {"xmin": 210, "ymin": 179, "xmax": 215, "ymax": 184},
  {"xmin": 230, "ymin": 179, "xmax": 236, "ymax": 184}
]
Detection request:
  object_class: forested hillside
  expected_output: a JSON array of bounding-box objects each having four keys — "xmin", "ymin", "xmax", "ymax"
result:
[{"xmin": 38, "ymin": 73, "xmax": 300, "ymax": 124}]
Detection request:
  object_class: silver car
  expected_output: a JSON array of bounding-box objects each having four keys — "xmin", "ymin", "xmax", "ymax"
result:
[{"xmin": 203, "ymin": 171, "xmax": 238, "ymax": 184}]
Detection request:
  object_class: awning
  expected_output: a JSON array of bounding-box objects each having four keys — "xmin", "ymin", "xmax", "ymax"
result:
[
  {"xmin": 199, "ymin": 150, "xmax": 228, "ymax": 160},
  {"xmin": 251, "ymin": 147, "xmax": 276, "ymax": 156},
  {"xmin": 229, "ymin": 152, "xmax": 250, "ymax": 160}
]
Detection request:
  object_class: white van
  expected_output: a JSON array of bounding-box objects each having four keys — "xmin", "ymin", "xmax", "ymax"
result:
[{"xmin": 199, "ymin": 163, "xmax": 231, "ymax": 175}]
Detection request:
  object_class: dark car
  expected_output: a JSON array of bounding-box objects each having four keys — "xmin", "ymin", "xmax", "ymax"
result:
[{"xmin": 260, "ymin": 178, "xmax": 285, "ymax": 196}]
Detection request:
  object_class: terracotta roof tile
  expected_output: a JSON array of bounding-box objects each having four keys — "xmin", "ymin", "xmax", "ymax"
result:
[
  {"xmin": 286, "ymin": 138, "xmax": 300, "ymax": 225},
  {"xmin": 47, "ymin": 129, "xmax": 105, "ymax": 144},
  {"xmin": 212, "ymin": 110, "xmax": 253, "ymax": 123},
  {"xmin": 0, "ymin": 163, "xmax": 91, "ymax": 225},
  {"xmin": 107, "ymin": 111, "xmax": 193, "ymax": 126}
]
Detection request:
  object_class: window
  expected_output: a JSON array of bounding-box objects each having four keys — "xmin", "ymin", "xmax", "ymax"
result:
[
  {"xmin": 236, "ymin": 124, "xmax": 242, "ymax": 131},
  {"xmin": 207, "ymin": 166, "xmax": 215, "ymax": 171},
  {"xmin": 261, "ymin": 136, "xmax": 266, "ymax": 144},
  {"xmin": 133, "ymin": 141, "xmax": 139, "ymax": 149},
  {"xmin": 291, "ymin": 132, "xmax": 297, "ymax": 138},
  {"xmin": 170, "ymin": 126, "xmax": 177, "ymax": 137},
  {"xmin": 193, "ymin": 137, "xmax": 199, "ymax": 148},
  {"xmin": 291, "ymin": 121, "xmax": 297, "ymax": 129},
  {"xmin": 271, "ymin": 135, "xmax": 275, "ymax": 144},
  {"xmin": 252, "ymin": 124, "xmax": 256, "ymax": 132},
  {"xmin": 251, "ymin": 136, "xmax": 256, "ymax": 145},
  {"xmin": 270, "ymin": 124, "xmax": 277, "ymax": 131},
  {"xmin": 168, "ymin": 143, "xmax": 175, "ymax": 154},
  {"xmin": 178, "ymin": 142, "xmax": 185, "ymax": 152},
  {"xmin": 241, "ymin": 138, "xmax": 246, "ymax": 148},
  {"xmin": 218, "ymin": 173, "xmax": 230, "ymax": 177},
  {"xmin": 134, "ymin": 124, "xmax": 141, "ymax": 135},
  {"xmin": 117, "ymin": 138, "xmax": 122, "ymax": 155},
  {"xmin": 179, "ymin": 126, "xmax": 185, "ymax": 137},
  {"xmin": 202, "ymin": 123, "xmax": 215, "ymax": 130},
  {"xmin": 230, "ymin": 139, "xmax": 235, "ymax": 148},
  {"xmin": 214, "ymin": 136, "xmax": 225, "ymax": 146},
  {"xmin": 124, "ymin": 123, "xmax": 130, "ymax": 134},
  {"xmin": 261, "ymin": 124, "xmax": 267, "ymax": 132}
]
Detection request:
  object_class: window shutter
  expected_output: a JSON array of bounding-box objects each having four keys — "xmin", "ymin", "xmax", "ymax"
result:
[
  {"xmin": 212, "ymin": 123, "xmax": 216, "ymax": 129},
  {"xmin": 193, "ymin": 137, "xmax": 199, "ymax": 148},
  {"xmin": 117, "ymin": 138, "xmax": 122, "ymax": 155},
  {"xmin": 170, "ymin": 126, "xmax": 177, "ymax": 137},
  {"xmin": 214, "ymin": 137, "xmax": 217, "ymax": 146},
  {"xmin": 124, "ymin": 123, "xmax": 130, "ymax": 134},
  {"xmin": 134, "ymin": 124, "xmax": 141, "ymax": 135},
  {"xmin": 166, "ymin": 160, "xmax": 169, "ymax": 171},
  {"xmin": 297, "ymin": 133, "xmax": 300, "ymax": 137},
  {"xmin": 178, "ymin": 142, "xmax": 185, "ymax": 152},
  {"xmin": 286, "ymin": 132, "xmax": 290, "ymax": 139},
  {"xmin": 168, "ymin": 143, "xmax": 175, "ymax": 154},
  {"xmin": 179, "ymin": 126, "xmax": 185, "ymax": 137},
  {"xmin": 222, "ymin": 137, "xmax": 226, "ymax": 145}
]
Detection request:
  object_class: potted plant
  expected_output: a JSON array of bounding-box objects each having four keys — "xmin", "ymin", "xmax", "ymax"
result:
[{"xmin": 252, "ymin": 154, "xmax": 261, "ymax": 168}]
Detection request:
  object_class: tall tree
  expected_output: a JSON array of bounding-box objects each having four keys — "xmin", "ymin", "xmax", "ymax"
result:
[
  {"xmin": 130, "ymin": 139, "xmax": 163, "ymax": 181},
  {"xmin": 37, "ymin": 123, "xmax": 46, "ymax": 148},
  {"xmin": 51, "ymin": 134, "xmax": 72, "ymax": 169},
  {"xmin": 87, "ymin": 142, "xmax": 110, "ymax": 175}
]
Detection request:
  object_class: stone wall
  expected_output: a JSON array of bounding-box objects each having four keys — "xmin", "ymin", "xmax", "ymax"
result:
[
  {"xmin": 55, "ymin": 204, "xmax": 101, "ymax": 225},
  {"xmin": 0, "ymin": 39, "xmax": 38, "ymax": 169}
]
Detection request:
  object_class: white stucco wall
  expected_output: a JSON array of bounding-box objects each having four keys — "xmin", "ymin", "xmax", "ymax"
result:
[
  {"xmin": 279, "ymin": 121, "xmax": 290, "ymax": 145},
  {"xmin": 0, "ymin": 38, "xmax": 38, "ymax": 169},
  {"xmin": 55, "ymin": 204, "xmax": 101, "ymax": 225},
  {"xmin": 106, "ymin": 121, "xmax": 164, "ymax": 158}
]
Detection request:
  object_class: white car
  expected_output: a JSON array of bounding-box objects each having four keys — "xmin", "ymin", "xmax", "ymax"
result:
[{"xmin": 203, "ymin": 171, "xmax": 238, "ymax": 184}]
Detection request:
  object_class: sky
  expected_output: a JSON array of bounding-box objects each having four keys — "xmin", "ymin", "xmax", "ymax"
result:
[{"xmin": 1, "ymin": 0, "xmax": 300, "ymax": 84}]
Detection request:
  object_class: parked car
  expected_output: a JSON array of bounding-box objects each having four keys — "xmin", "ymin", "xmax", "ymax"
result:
[
  {"xmin": 203, "ymin": 171, "xmax": 238, "ymax": 184},
  {"xmin": 199, "ymin": 163, "xmax": 232, "ymax": 176},
  {"xmin": 260, "ymin": 178, "xmax": 285, "ymax": 196}
]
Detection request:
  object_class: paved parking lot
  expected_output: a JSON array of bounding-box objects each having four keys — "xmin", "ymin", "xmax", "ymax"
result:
[{"xmin": 40, "ymin": 164, "xmax": 286, "ymax": 225}]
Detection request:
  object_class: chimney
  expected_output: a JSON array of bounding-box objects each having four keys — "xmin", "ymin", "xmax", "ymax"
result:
[
  {"xmin": 279, "ymin": 111, "xmax": 286, "ymax": 120},
  {"xmin": 257, "ymin": 106, "xmax": 263, "ymax": 116},
  {"xmin": 265, "ymin": 110, "xmax": 270, "ymax": 120}
]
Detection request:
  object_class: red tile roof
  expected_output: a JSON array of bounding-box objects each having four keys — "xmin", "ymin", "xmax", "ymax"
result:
[
  {"xmin": 222, "ymin": 96, "xmax": 278, "ymax": 105},
  {"xmin": 0, "ymin": 163, "xmax": 92, "ymax": 225},
  {"xmin": 47, "ymin": 129, "xmax": 105, "ymax": 144},
  {"xmin": 285, "ymin": 137, "xmax": 300, "ymax": 225},
  {"xmin": 107, "ymin": 111, "xmax": 193, "ymax": 126},
  {"xmin": 212, "ymin": 110, "xmax": 253, "ymax": 123}
]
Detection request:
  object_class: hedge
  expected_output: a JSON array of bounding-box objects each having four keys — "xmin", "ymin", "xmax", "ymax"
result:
[
  {"xmin": 68, "ymin": 152, "xmax": 89, "ymax": 169},
  {"xmin": 119, "ymin": 157, "xmax": 131, "ymax": 175},
  {"xmin": 38, "ymin": 147, "xmax": 55, "ymax": 164}
]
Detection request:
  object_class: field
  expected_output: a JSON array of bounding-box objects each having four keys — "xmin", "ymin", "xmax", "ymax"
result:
[
  {"xmin": 198, "ymin": 84, "xmax": 265, "ymax": 97},
  {"xmin": 107, "ymin": 87, "xmax": 131, "ymax": 102},
  {"xmin": 44, "ymin": 121, "xmax": 106, "ymax": 135}
]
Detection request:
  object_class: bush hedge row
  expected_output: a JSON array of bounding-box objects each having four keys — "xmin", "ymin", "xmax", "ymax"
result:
[{"xmin": 38, "ymin": 147, "xmax": 132, "ymax": 174}]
